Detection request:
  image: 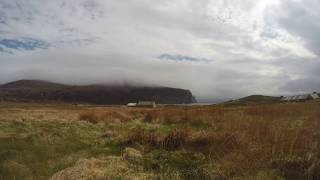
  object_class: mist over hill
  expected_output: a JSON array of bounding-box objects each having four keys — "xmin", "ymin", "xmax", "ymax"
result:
[{"xmin": 0, "ymin": 80, "xmax": 196, "ymax": 105}]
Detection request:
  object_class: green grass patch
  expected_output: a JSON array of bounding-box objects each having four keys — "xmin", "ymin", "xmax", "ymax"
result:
[
  {"xmin": 143, "ymin": 149, "xmax": 209, "ymax": 180},
  {"xmin": 0, "ymin": 119, "xmax": 115, "ymax": 180}
]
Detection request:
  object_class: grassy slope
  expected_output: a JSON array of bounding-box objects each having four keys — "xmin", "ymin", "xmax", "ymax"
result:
[
  {"xmin": 238, "ymin": 95, "xmax": 280, "ymax": 102},
  {"xmin": 0, "ymin": 102, "xmax": 319, "ymax": 179},
  {"xmin": 222, "ymin": 95, "xmax": 281, "ymax": 106}
]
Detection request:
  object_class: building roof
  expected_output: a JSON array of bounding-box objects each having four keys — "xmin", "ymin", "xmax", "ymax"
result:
[
  {"xmin": 281, "ymin": 94, "xmax": 311, "ymax": 101},
  {"xmin": 137, "ymin": 101, "xmax": 155, "ymax": 106}
]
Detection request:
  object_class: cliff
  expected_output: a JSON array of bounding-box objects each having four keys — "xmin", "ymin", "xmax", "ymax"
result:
[{"xmin": 0, "ymin": 80, "xmax": 196, "ymax": 104}]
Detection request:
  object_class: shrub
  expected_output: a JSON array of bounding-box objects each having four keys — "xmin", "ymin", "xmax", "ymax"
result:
[
  {"xmin": 271, "ymin": 157, "xmax": 320, "ymax": 180},
  {"xmin": 143, "ymin": 150, "xmax": 209, "ymax": 180},
  {"xmin": 162, "ymin": 128, "xmax": 190, "ymax": 150},
  {"xmin": 188, "ymin": 131, "xmax": 239, "ymax": 156},
  {"xmin": 143, "ymin": 113, "xmax": 153, "ymax": 123},
  {"xmin": 255, "ymin": 170, "xmax": 284, "ymax": 180},
  {"xmin": 78, "ymin": 112, "xmax": 99, "ymax": 124},
  {"xmin": 124, "ymin": 128, "xmax": 192, "ymax": 151},
  {"xmin": 125, "ymin": 128, "xmax": 161, "ymax": 149},
  {"xmin": 101, "ymin": 111, "xmax": 132, "ymax": 122}
]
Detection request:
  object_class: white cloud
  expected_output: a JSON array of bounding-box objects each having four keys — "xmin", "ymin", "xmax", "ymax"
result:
[{"xmin": 0, "ymin": 0, "xmax": 320, "ymax": 101}]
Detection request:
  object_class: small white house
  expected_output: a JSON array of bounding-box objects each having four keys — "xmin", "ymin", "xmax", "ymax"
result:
[
  {"xmin": 281, "ymin": 92, "xmax": 320, "ymax": 102},
  {"xmin": 137, "ymin": 101, "xmax": 156, "ymax": 108},
  {"xmin": 127, "ymin": 101, "xmax": 157, "ymax": 108},
  {"xmin": 127, "ymin": 103, "xmax": 137, "ymax": 107}
]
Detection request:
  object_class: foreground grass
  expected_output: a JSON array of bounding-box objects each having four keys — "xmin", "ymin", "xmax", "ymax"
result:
[
  {"xmin": 0, "ymin": 119, "xmax": 110, "ymax": 179},
  {"xmin": 0, "ymin": 102, "xmax": 319, "ymax": 179}
]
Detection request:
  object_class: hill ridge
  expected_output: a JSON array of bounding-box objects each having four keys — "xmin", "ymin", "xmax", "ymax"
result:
[{"xmin": 0, "ymin": 80, "xmax": 196, "ymax": 104}]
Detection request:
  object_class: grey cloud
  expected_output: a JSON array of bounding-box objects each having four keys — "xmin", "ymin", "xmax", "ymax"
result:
[
  {"xmin": 158, "ymin": 54, "xmax": 210, "ymax": 63},
  {"xmin": 281, "ymin": 79, "xmax": 320, "ymax": 94},
  {"xmin": 266, "ymin": 56, "xmax": 320, "ymax": 94},
  {"xmin": 0, "ymin": 49, "xmax": 289, "ymax": 101},
  {"xmin": 1, "ymin": 0, "xmax": 320, "ymax": 102},
  {"xmin": 275, "ymin": 0, "xmax": 320, "ymax": 55}
]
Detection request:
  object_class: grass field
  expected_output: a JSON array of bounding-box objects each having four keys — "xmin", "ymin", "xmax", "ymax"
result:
[{"xmin": 0, "ymin": 101, "xmax": 319, "ymax": 179}]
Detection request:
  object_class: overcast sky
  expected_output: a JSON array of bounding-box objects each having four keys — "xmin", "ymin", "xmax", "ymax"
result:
[{"xmin": 1, "ymin": 0, "xmax": 320, "ymax": 101}]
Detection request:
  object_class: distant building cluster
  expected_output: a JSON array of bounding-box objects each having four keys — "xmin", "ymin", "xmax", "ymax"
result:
[
  {"xmin": 127, "ymin": 101, "xmax": 156, "ymax": 108},
  {"xmin": 281, "ymin": 92, "xmax": 319, "ymax": 102}
]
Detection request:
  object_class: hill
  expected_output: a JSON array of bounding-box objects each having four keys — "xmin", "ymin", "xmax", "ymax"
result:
[
  {"xmin": 238, "ymin": 95, "xmax": 281, "ymax": 102},
  {"xmin": 1, "ymin": 80, "xmax": 68, "ymax": 89},
  {"xmin": 0, "ymin": 80, "xmax": 196, "ymax": 104},
  {"xmin": 222, "ymin": 95, "xmax": 281, "ymax": 106}
]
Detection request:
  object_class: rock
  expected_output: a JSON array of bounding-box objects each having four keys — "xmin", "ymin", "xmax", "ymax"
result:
[{"xmin": 123, "ymin": 147, "xmax": 143, "ymax": 164}]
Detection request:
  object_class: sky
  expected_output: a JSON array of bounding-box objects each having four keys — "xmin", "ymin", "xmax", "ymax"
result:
[{"xmin": 0, "ymin": 0, "xmax": 320, "ymax": 102}]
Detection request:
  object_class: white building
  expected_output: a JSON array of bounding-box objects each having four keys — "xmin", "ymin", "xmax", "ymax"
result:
[
  {"xmin": 127, "ymin": 103, "xmax": 137, "ymax": 107},
  {"xmin": 281, "ymin": 92, "xmax": 319, "ymax": 102},
  {"xmin": 127, "ymin": 101, "xmax": 156, "ymax": 108},
  {"xmin": 137, "ymin": 101, "xmax": 156, "ymax": 108}
]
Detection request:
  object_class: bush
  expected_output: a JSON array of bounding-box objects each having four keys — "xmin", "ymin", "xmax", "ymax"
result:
[
  {"xmin": 255, "ymin": 170, "xmax": 284, "ymax": 180},
  {"xmin": 78, "ymin": 112, "xmax": 99, "ymax": 124},
  {"xmin": 125, "ymin": 128, "xmax": 161, "ymax": 149},
  {"xmin": 162, "ymin": 128, "xmax": 190, "ymax": 150},
  {"xmin": 143, "ymin": 113, "xmax": 153, "ymax": 123},
  {"xmin": 188, "ymin": 132, "xmax": 239, "ymax": 156},
  {"xmin": 143, "ymin": 150, "xmax": 209, "ymax": 180}
]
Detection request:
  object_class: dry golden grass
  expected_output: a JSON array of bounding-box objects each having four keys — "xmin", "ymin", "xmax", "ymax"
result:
[
  {"xmin": 78, "ymin": 109, "xmax": 134, "ymax": 123},
  {"xmin": 1, "ymin": 101, "xmax": 319, "ymax": 179},
  {"xmin": 112, "ymin": 102, "xmax": 320, "ymax": 179}
]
